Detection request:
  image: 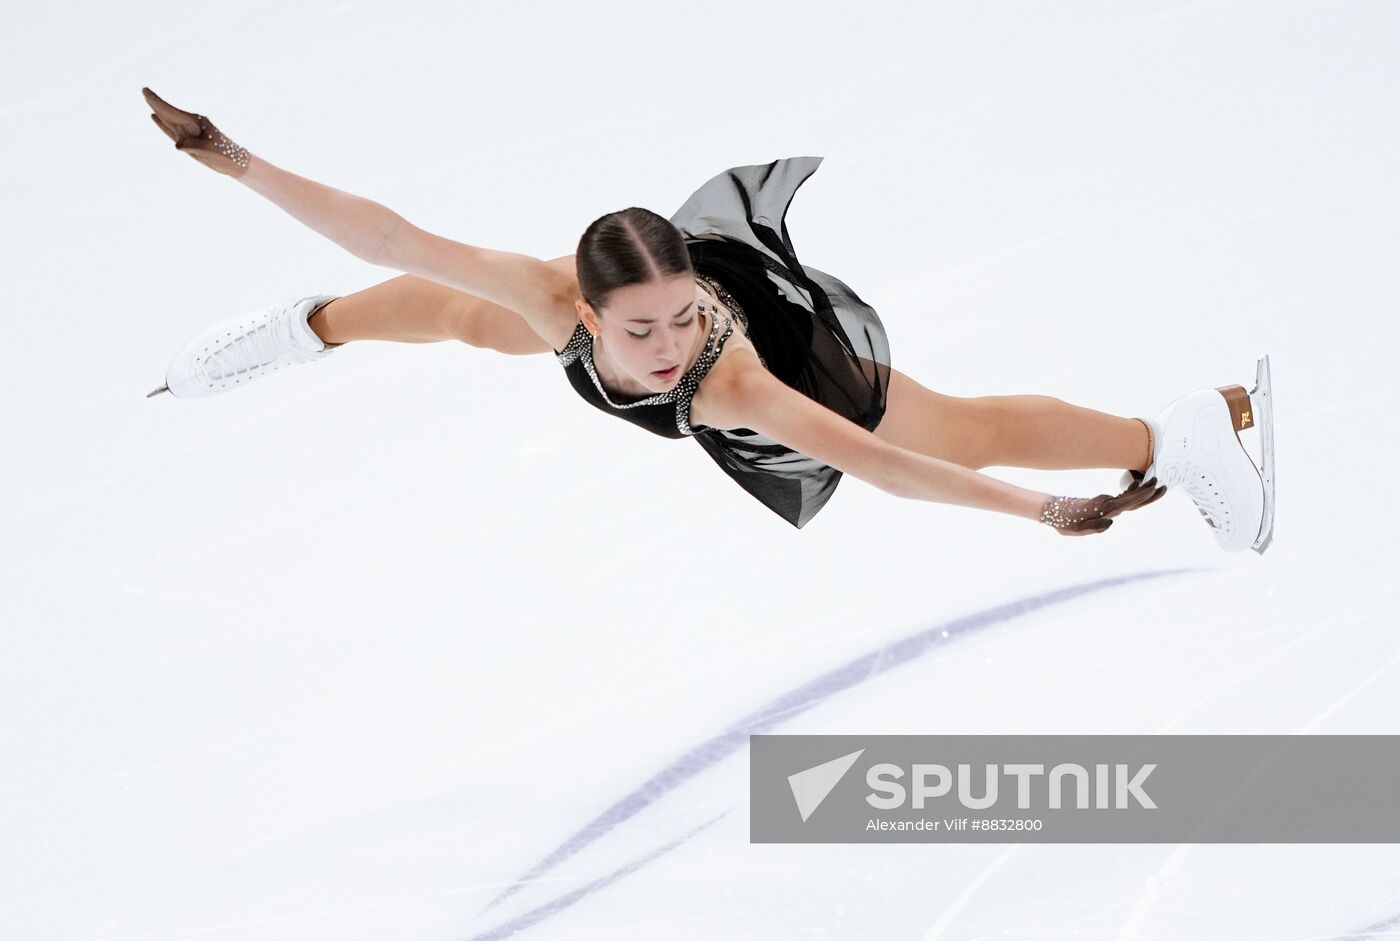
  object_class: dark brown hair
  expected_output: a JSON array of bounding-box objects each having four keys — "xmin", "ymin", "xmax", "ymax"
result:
[{"xmin": 576, "ymin": 207, "xmax": 693, "ymax": 313}]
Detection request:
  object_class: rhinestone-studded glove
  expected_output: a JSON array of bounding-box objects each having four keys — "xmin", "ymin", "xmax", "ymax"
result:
[
  {"xmin": 1039, "ymin": 475, "xmax": 1166, "ymax": 536},
  {"xmin": 142, "ymin": 87, "xmax": 251, "ymax": 178}
]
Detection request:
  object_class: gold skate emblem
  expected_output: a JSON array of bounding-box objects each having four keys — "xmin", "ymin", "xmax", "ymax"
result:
[{"xmin": 1241, "ymin": 410, "xmax": 1252, "ymax": 427}]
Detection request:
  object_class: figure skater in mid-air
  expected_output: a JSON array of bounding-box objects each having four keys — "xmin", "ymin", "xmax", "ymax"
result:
[{"xmin": 140, "ymin": 88, "xmax": 1275, "ymax": 551}]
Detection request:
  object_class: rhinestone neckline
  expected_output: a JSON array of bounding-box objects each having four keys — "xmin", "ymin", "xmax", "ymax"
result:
[
  {"xmin": 556, "ymin": 277, "xmax": 737, "ymax": 435},
  {"xmin": 587, "ymin": 301, "xmax": 718, "ymax": 407}
]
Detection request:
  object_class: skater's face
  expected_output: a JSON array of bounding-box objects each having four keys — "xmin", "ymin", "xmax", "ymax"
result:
[{"xmin": 579, "ymin": 273, "xmax": 703, "ymax": 393}]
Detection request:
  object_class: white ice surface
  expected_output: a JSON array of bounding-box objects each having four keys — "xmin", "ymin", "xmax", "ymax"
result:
[{"xmin": 3, "ymin": 1, "xmax": 1399, "ymax": 938}]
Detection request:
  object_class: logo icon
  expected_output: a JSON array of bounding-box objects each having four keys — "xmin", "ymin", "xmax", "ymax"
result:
[{"xmin": 787, "ymin": 749, "xmax": 865, "ymax": 822}]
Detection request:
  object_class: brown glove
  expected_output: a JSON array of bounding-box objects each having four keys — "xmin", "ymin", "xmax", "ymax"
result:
[
  {"xmin": 142, "ymin": 87, "xmax": 251, "ymax": 178},
  {"xmin": 1039, "ymin": 475, "xmax": 1166, "ymax": 536}
]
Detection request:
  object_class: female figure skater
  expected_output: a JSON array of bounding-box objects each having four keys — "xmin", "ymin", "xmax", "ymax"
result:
[{"xmin": 140, "ymin": 88, "xmax": 1275, "ymax": 551}]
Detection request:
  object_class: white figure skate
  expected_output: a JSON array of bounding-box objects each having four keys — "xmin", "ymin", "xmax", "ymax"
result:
[
  {"xmin": 1121, "ymin": 355, "xmax": 1275, "ymax": 554},
  {"xmin": 146, "ymin": 294, "xmax": 340, "ymax": 399}
]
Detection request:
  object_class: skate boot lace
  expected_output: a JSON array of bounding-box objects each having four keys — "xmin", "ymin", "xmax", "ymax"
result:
[
  {"xmin": 195, "ymin": 313, "xmax": 291, "ymax": 386},
  {"xmin": 1157, "ymin": 460, "xmax": 1234, "ymax": 538}
]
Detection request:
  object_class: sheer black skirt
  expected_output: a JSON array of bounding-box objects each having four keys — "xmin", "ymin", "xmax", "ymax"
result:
[{"xmin": 671, "ymin": 156, "xmax": 892, "ymax": 528}]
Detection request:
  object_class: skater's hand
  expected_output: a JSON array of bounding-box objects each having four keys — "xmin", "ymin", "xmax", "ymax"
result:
[
  {"xmin": 1038, "ymin": 476, "xmax": 1166, "ymax": 536},
  {"xmin": 142, "ymin": 87, "xmax": 251, "ymax": 178}
]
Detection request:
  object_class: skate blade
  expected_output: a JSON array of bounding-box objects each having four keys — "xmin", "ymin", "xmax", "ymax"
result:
[
  {"xmin": 1212, "ymin": 356, "xmax": 1275, "ymax": 554},
  {"xmin": 1248, "ymin": 354, "xmax": 1275, "ymax": 554},
  {"xmin": 146, "ymin": 384, "xmax": 170, "ymax": 398}
]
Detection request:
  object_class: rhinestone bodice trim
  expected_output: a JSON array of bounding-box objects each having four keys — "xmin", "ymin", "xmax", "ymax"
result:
[
  {"xmin": 556, "ymin": 278, "xmax": 743, "ymax": 436},
  {"xmin": 696, "ymin": 273, "xmax": 766, "ymax": 370}
]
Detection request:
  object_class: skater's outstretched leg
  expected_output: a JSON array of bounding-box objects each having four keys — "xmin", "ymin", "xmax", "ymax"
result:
[
  {"xmin": 150, "ymin": 257, "xmax": 573, "ymax": 398},
  {"xmin": 308, "ymin": 273, "xmax": 555, "ymax": 355},
  {"xmin": 873, "ymin": 368, "xmax": 1152, "ymax": 473},
  {"xmin": 874, "ymin": 358, "xmax": 1275, "ymax": 554}
]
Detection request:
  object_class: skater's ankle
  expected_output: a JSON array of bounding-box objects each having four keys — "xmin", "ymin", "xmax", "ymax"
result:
[
  {"xmin": 1131, "ymin": 417, "xmax": 1155, "ymax": 472},
  {"xmin": 307, "ymin": 302, "xmax": 345, "ymax": 348}
]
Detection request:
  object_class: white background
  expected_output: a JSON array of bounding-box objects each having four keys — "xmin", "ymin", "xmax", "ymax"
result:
[{"xmin": 3, "ymin": 1, "xmax": 1398, "ymax": 938}]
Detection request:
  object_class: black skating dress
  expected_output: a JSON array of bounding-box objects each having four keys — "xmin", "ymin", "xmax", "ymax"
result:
[{"xmin": 552, "ymin": 155, "xmax": 892, "ymax": 529}]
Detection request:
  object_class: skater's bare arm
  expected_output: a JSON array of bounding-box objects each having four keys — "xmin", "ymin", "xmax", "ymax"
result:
[
  {"xmin": 698, "ymin": 355, "xmax": 1049, "ymax": 521},
  {"xmin": 698, "ymin": 357, "xmax": 1162, "ymax": 532},
  {"xmin": 233, "ymin": 158, "xmax": 573, "ymax": 346},
  {"xmin": 142, "ymin": 88, "xmax": 578, "ymax": 351}
]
